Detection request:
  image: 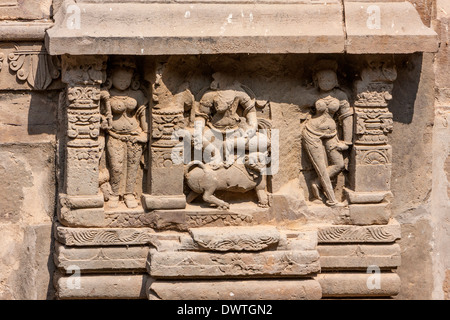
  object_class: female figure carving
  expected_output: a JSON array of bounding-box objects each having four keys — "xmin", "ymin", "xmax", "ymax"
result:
[
  {"xmin": 101, "ymin": 58, "xmax": 148, "ymax": 209},
  {"xmin": 302, "ymin": 60, "xmax": 353, "ymax": 206}
]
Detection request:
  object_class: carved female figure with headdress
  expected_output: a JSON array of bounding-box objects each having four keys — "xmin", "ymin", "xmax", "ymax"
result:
[
  {"xmin": 302, "ymin": 60, "xmax": 353, "ymax": 206},
  {"xmin": 101, "ymin": 57, "xmax": 148, "ymax": 209}
]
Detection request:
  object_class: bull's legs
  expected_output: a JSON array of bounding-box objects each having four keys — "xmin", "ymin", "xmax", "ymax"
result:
[
  {"xmin": 255, "ymin": 176, "xmax": 269, "ymax": 208},
  {"xmin": 203, "ymin": 189, "xmax": 230, "ymax": 210}
]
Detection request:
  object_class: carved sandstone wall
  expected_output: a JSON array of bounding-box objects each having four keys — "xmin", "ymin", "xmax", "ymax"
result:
[{"xmin": 0, "ymin": 0, "xmax": 448, "ymax": 300}]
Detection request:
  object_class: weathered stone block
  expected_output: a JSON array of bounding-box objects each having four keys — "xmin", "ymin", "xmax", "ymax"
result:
[
  {"xmin": 149, "ymin": 250, "xmax": 320, "ymax": 278},
  {"xmin": 317, "ymin": 272, "xmax": 401, "ymax": 297},
  {"xmin": 0, "ymin": 0, "xmax": 51, "ymax": 20},
  {"xmin": 344, "ymin": 1, "xmax": 438, "ymax": 53},
  {"xmin": 349, "ymin": 164, "xmax": 392, "ymax": 193},
  {"xmin": 0, "ymin": 92, "xmax": 58, "ymax": 143},
  {"xmin": 188, "ymin": 226, "xmax": 280, "ymax": 252},
  {"xmin": 317, "ymin": 220, "xmax": 401, "ymax": 243},
  {"xmin": 56, "ymin": 274, "xmax": 148, "ymax": 299},
  {"xmin": 61, "ymin": 194, "xmax": 104, "ymax": 210},
  {"xmin": 149, "ymin": 209, "xmax": 253, "ymax": 231},
  {"xmin": 55, "ymin": 224, "xmax": 157, "ymax": 247},
  {"xmin": 348, "ymin": 203, "xmax": 391, "ymax": 225},
  {"xmin": 148, "ymin": 279, "xmax": 322, "ymax": 300},
  {"xmin": 54, "ymin": 243, "xmax": 149, "ymax": 273},
  {"xmin": 47, "ymin": 2, "xmax": 345, "ymax": 55},
  {"xmin": 344, "ymin": 189, "xmax": 392, "ymax": 204},
  {"xmin": 142, "ymin": 194, "xmax": 186, "ymax": 210},
  {"xmin": 318, "ymin": 244, "xmax": 401, "ymax": 270},
  {"xmin": 58, "ymin": 208, "xmax": 106, "ymax": 228}
]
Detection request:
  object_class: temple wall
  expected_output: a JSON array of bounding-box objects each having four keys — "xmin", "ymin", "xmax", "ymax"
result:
[{"xmin": 0, "ymin": 0, "xmax": 448, "ymax": 300}]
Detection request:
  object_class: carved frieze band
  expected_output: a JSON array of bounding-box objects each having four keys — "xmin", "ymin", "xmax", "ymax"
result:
[
  {"xmin": 317, "ymin": 223, "xmax": 401, "ymax": 243},
  {"xmin": 189, "ymin": 226, "xmax": 280, "ymax": 252},
  {"xmin": 55, "ymin": 225, "xmax": 158, "ymax": 247}
]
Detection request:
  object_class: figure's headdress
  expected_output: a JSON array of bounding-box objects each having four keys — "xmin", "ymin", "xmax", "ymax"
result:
[
  {"xmin": 110, "ymin": 56, "xmax": 137, "ymax": 69},
  {"xmin": 312, "ymin": 60, "xmax": 338, "ymax": 74}
]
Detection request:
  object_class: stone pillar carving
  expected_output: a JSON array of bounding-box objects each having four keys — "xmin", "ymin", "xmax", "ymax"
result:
[
  {"xmin": 59, "ymin": 55, "xmax": 108, "ymax": 226},
  {"xmin": 142, "ymin": 64, "xmax": 193, "ymax": 210},
  {"xmin": 346, "ymin": 57, "xmax": 397, "ymax": 225}
]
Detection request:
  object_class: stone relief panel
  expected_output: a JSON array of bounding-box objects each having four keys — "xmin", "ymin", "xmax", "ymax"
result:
[
  {"xmin": 185, "ymin": 72, "xmax": 272, "ymax": 210},
  {"xmin": 99, "ymin": 57, "xmax": 149, "ymax": 210},
  {"xmin": 57, "ymin": 54, "xmax": 400, "ymax": 229}
]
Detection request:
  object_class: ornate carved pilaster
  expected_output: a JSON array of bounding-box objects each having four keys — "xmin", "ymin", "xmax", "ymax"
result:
[
  {"xmin": 142, "ymin": 65, "xmax": 192, "ymax": 210},
  {"xmin": 59, "ymin": 55, "xmax": 108, "ymax": 226},
  {"xmin": 347, "ymin": 57, "xmax": 397, "ymax": 225}
]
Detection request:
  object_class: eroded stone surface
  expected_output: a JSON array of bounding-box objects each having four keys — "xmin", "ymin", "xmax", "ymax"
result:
[
  {"xmin": 189, "ymin": 226, "xmax": 279, "ymax": 252},
  {"xmin": 55, "ymin": 224, "xmax": 158, "ymax": 247},
  {"xmin": 54, "ymin": 242, "xmax": 149, "ymax": 272},
  {"xmin": 56, "ymin": 274, "xmax": 148, "ymax": 299},
  {"xmin": 148, "ymin": 279, "xmax": 322, "ymax": 300},
  {"xmin": 149, "ymin": 250, "xmax": 320, "ymax": 278},
  {"xmin": 318, "ymin": 244, "xmax": 401, "ymax": 270},
  {"xmin": 317, "ymin": 272, "xmax": 401, "ymax": 297},
  {"xmin": 318, "ymin": 221, "xmax": 401, "ymax": 244}
]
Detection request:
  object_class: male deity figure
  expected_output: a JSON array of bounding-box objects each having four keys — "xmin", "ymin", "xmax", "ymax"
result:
[{"xmin": 194, "ymin": 72, "xmax": 269, "ymax": 168}]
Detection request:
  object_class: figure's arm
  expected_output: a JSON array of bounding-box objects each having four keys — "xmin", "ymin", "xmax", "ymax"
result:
[
  {"xmin": 337, "ymin": 92, "xmax": 354, "ymax": 147},
  {"xmin": 135, "ymin": 92, "xmax": 149, "ymax": 143},
  {"xmin": 239, "ymin": 91, "xmax": 258, "ymax": 137},
  {"xmin": 100, "ymin": 89, "xmax": 112, "ymax": 130},
  {"xmin": 193, "ymin": 96, "xmax": 212, "ymax": 150}
]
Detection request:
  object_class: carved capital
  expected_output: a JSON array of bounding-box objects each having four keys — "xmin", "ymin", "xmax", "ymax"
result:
[
  {"xmin": 0, "ymin": 44, "xmax": 60, "ymax": 90},
  {"xmin": 61, "ymin": 55, "xmax": 107, "ymax": 86},
  {"xmin": 355, "ymin": 58, "xmax": 397, "ymax": 107}
]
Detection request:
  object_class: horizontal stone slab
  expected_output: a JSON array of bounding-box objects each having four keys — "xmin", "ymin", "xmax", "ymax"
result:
[
  {"xmin": 54, "ymin": 242, "xmax": 149, "ymax": 272},
  {"xmin": 345, "ymin": 1, "xmax": 438, "ymax": 53},
  {"xmin": 148, "ymin": 279, "xmax": 322, "ymax": 300},
  {"xmin": 344, "ymin": 189, "xmax": 392, "ymax": 204},
  {"xmin": 348, "ymin": 203, "xmax": 391, "ymax": 226},
  {"xmin": 316, "ymin": 272, "xmax": 401, "ymax": 297},
  {"xmin": 58, "ymin": 207, "xmax": 106, "ymax": 228},
  {"xmin": 46, "ymin": 1, "xmax": 437, "ymax": 55},
  {"xmin": 0, "ymin": 22, "xmax": 53, "ymax": 41},
  {"xmin": 142, "ymin": 194, "xmax": 186, "ymax": 210},
  {"xmin": 149, "ymin": 209, "xmax": 253, "ymax": 231},
  {"xmin": 60, "ymin": 194, "xmax": 104, "ymax": 209},
  {"xmin": 189, "ymin": 226, "xmax": 280, "ymax": 252},
  {"xmin": 46, "ymin": 1, "xmax": 345, "ymax": 55},
  {"xmin": 318, "ymin": 244, "xmax": 401, "ymax": 270},
  {"xmin": 160, "ymin": 229, "xmax": 317, "ymax": 252},
  {"xmin": 317, "ymin": 220, "xmax": 401, "ymax": 243},
  {"xmin": 54, "ymin": 224, "xmax": 179, "ymax": 247},
  {"xmin": 56, "ymin": 274, "xmax": 148, "ymax": 299},
  {"xmin": 149, "ymin": 250, "xmax": 320, "ymax": 278},
  {"xmin": 278, "ymin": 231, "xmax": 318, "ymax": 251}
]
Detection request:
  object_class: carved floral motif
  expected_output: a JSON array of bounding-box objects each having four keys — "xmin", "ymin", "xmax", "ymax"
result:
[{"xmin": 3, "ymin": 45, "xmax": 60, "ymax": 90}]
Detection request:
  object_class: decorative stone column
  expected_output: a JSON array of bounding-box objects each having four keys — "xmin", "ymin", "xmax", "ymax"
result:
[
  {"xmin": 142, "ymin": 65, "xmax": 191, "ymax": 210},
  {"xmin": 58, "ymin": 55, "xmax": 108, "ymax": 227},
  {"xmin": 346, "ymin": 57, "xmax": 397, "ymax": 225}
]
